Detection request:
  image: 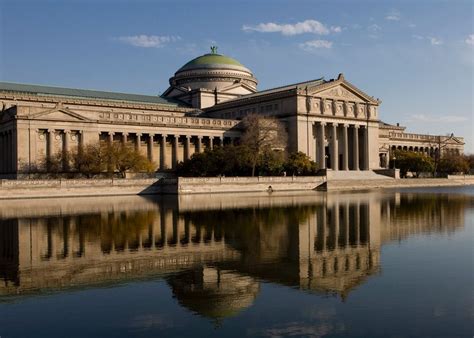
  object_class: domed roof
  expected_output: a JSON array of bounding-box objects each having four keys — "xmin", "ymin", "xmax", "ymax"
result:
[{"xmin": 176, "ymin": 48, "xmax": 252, "ymax": 74}]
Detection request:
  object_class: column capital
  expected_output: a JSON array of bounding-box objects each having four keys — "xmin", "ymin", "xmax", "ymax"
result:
[
  {"xmin": 136, "ymin": 132, "xmax": 142, "ymax": 137},
  {"xmin": 148, "ymin": 133, "xmax": 155, "ymax": 137},
  {"xmin": 197, "ymin": 135, "xmax": 203, "ymax": 140},
  {"xmin": 63, "ymin": 129, "xmax": 71, "ymax": 134},
  {"xmin": 319, "ymin": 122, "xmax": 327, "ymax": 126},
  {"xmin": 343, "ymin": 124, "xmax": 349, "ymax": 128},
  {"xmin": 47, "ymin": 129, "xmax": 55, "ymax": 133},
  {"xmin": 353, "ymin": 124, "xmax": 360, "ymax": 129},
  {"xmin": 162, "ymin": 134, "xmax": 168, "ymax": 139},
  {"xmin": 122, "ymin": 132, "xmax": 129, "ymax": 136},
  {"xmin": 108, "ymin": 131, "xmax": 115, "ymax": 136},
  {"xmin": 185, "ymin": 135, "xmax": 191, "ymax": 139}
]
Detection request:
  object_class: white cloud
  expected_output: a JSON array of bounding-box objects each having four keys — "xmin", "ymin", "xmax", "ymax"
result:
[
  {"xmin": 368, "ymin": 24, "xmax": 381, "ymax": 32},
  {"xmin": 299, "ymin": 39, "xmax": 333, "ymax": 51},
  {"xmin": 465, "ymin": 34, "xmax": 474, "ymax": 45},
  {"xmin": 117, "ymin": 35, "xmax": 181, "ymax": 48},
  {"xmin": 367, "ymin": 24, "xmax": 381, "ymax": 39},
  {"xmin": 242, "ymin": 20, "xmax": 340, "ymax": 36},
  {"xmin": 408, "ymin": 23, "xmax": 416, "ymax": 28},
  {"xmin": 429, "ymin": 37, "xmax": 443, "ymax": 45},
  {"xmin": 385, "ymin": 10, "xmax": 401, "ymax": 21},
  {"xmin": 408, "ymin": 114, "xmax": 467, "ymax": 123},
  {"xmin": 412, "ymin": 35, "xmax": 444, "ymax": 46}
]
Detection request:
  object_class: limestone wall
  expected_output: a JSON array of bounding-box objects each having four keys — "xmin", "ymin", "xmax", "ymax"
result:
[
  {"xmin": 177, "ymin": 176, "xmax": 326, "ymax": 194},
  {"xmin": 0, "ymin": 178, "xmax": 177, "ymax": 199}
]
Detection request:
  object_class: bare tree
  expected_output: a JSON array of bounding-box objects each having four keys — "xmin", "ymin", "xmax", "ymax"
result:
[{"xmin": 241, "ymin": 114, "xmax": 287, "ymax": 176}]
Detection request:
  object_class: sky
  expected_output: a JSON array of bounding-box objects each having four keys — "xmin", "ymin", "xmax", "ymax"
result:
[{"xmin": 1, "ymin": 0, "xmax": 473, "ymax": 152}]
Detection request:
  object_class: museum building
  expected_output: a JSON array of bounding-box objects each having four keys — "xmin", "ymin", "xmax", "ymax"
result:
[{"xmin": 0, "ymin": 48, "xmax": 465, "ymax": 177}]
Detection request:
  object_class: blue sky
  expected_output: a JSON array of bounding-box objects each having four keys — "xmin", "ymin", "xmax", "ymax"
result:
[{"xmin": 1, "ymin": 0, "xmax": 473, "ymax": 152}]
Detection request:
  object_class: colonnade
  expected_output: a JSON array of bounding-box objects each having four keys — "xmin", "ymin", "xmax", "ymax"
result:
[
  {"xmin": 35, "ymin": 129, "xmax": 235, "ymax": 172},
  {"xmin": 315, "ymin": 122, "xmax": 369, "ymax": 171},
  {"xmin": 100, "ymin": 131, "xmax": 235, "ymax": 170}
]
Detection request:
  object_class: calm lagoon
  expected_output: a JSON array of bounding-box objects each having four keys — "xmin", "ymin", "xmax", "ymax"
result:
[{"xmin": 0, "ymin": 187, "xmax": 472, "ymax": 337}]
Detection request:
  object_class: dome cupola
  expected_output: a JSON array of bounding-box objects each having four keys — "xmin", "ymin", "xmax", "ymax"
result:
[{"xmin": 169, "ymin": 46, "xmax": 257, "ymax": 91}]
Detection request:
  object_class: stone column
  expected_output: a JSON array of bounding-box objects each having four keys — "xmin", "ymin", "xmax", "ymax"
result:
[
  {"xmin": 148, "ymin": 134, "xmax": 154, "ymax": 162},
  {"xmin": 362, "ymin": 127, "xmax": 369, "ymax": 170},
  {"xmin": 330, "ymin": 124, "xmax": 338, "ymax": 170},
  {"xmin": 352, "ymin": 125, "xmax": 359, "ymax": 170},
  {"xmin": 107, "ymin": 132, "xmax": 114, "ymax": 145},
  {"xmin": 185, "ymin": 136, "xmax": 191, "ymax": 160},
  {"xmin": 197, "ymin": 136, "xmax": 203, "ymax": 153},
  {"xmin": 172, "ymin": 135, "xmax": 179, "ymax": 169},
  {"xmin": 122, "ymin": 132, "xmax": 128, "ymax": 145},
  {"xmin": 63, "ymin": 130, "xmax": 70, "ymax": 154},
  {"xmin": 219, "ymin": 136, "xmax": 224, "ymax": 147},
  {"xmin": 160, "ymin": 134, "xmax": 168, "ymax": 170},
  {"xmin": 47, "ymin": 129, "xmax": 55, "ymax": 162},
  {"xmin": 342, "ymin": 124, "xmax": 349, "ymax": 171},
  {"xmin": 209, "ymin": 136, "xmax": 214, "ymax": 150},
  {"xmin": 318, "ymin": 122, "xmax": 326, "ymax": 169},
  {"xmin": 63, "ymin": 130, "xmax": 70, "ymax": 171},
  {"xmin": 136, "ymin": 133, "xmax": 142, "ymax": 152}
]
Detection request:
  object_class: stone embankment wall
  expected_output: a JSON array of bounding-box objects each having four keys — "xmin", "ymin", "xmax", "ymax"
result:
[
  {"xmin": 176, "ymin": 176, "xmax": 326, "ymax": 194},
  {"xmin": 328, "ymin": 176, "xmax": 474, "ymax": 191},
  {"xmin": 0, "ymin": 176, "xmax": 327, "ymax": 199},
  {"xmin": 0, "ymin": 175, "xmax": 472, "ymax": 200},
  {"xmin": 0, "ymin": 178, "xmax": 177, "ymax": 199}
]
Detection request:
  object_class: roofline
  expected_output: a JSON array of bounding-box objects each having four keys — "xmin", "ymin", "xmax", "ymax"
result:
[
  {"xmin": 0, "ymin": 81, "xmax": 185, "ymax": 107},
  {"xmin": 205, "ymin": 78, "xmax": 325, "ymax": 111}
]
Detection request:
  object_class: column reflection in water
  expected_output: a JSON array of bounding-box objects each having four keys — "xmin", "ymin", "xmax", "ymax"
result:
[{"xmin": 0, "ymin": 192, "xmax": 469, "ymax": 320}]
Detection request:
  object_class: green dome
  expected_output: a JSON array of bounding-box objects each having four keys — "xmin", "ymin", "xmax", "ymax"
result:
[{"xmin": 177, "ymin": 53, "xmax": 251, "ymax": 73}]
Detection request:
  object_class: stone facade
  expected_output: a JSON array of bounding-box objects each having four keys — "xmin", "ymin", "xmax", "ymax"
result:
[{"xmin": 0, "ymin": 50, "xmax": 465, "ymax": 178}]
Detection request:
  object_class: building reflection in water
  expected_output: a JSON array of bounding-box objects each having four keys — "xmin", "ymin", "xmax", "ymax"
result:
[{"xmin": 0, "ymin": 191, "xmax": 469, "ymax": 320}]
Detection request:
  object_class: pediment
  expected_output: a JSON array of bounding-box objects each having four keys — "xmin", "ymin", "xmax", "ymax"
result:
[
  {"xmin": 446, "ymin": 137, "xmax": 464, "ymax": 145},
  {"xmin": 309, "ymin": 80, "xmax": 378, "ymax": 104},
  {"xmin": 219, "ymin": 82, "xmax": 257, "ymax": 95},
  {"xmin": 30, "ymin": 108, "xmax": 91, "ymax": 121}
]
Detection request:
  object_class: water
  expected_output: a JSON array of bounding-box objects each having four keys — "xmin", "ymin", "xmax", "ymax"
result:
[{"xmin": 0, "ymin": 187, "xmax": 473, "ymax": 338}]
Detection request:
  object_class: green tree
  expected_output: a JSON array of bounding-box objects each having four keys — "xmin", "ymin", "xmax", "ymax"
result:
[
  {"xmin": 107, "ymin": 143, "xmax": 155, "ymax": 178},
  {"xmin": 438, "ymin": 154, "xmax": 470, "ymax": 175},
  {"xmin": 73, "ymin": 142, "xmax": 154, "ymax": 178},
  {"xmin": 392, "ymin": 150, "xmax": 434, "ymax": 178},
  {"xmin": 73, "ymin": 143, "xmax": 108, "ymax": 177},
  {"xmin": 284, "ymin": 152, "xmax": 318, "ymax": 175},
  {"xmin": 257, "ymin": 148, "xmax": 285, "ymax": 176}
]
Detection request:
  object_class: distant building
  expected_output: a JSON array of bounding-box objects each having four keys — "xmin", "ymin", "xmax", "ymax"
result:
[{"xmin": 0, "ymin": 48, "xmax": 464, "ymax": 177}]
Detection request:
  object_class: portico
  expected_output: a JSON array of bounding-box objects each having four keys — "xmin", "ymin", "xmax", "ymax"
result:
[{"xmin": 314, "ymin": 122, "xmax": 368, "ymax": 171}]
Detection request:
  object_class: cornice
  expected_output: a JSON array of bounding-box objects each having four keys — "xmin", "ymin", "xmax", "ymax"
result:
[{"xmin": 205, "ymin": 88, "xmax": 297, "ymax": 112}]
